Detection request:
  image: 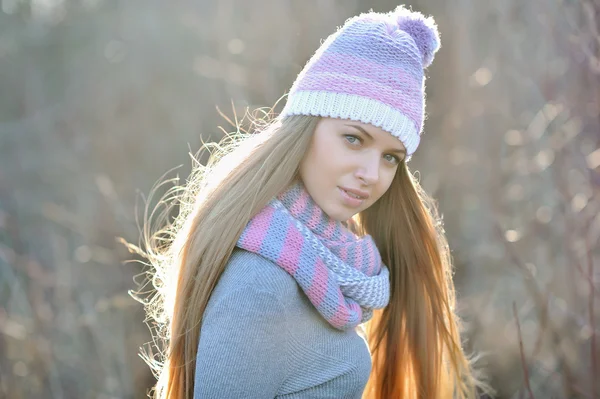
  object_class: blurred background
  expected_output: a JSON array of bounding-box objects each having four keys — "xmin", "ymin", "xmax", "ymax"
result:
[{"xmin": 1, "ymin": 0, "xmax": 599, "ymax": 398}]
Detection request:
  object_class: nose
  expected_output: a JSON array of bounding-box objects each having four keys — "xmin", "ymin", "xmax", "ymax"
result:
[{"xmin": 354, "ymin": 153, "xmax": 379, "ymax": 185}]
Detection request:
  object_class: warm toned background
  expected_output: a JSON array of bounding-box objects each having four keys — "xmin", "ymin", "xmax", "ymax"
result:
[{"xmin": 1, "ymin": 0, "xmax": 599, "ymax": 398}]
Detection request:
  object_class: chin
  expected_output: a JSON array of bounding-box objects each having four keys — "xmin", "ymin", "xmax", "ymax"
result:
[{"xmin": 326, "ymin": 207, "xmax": 355, "ymax": 222}]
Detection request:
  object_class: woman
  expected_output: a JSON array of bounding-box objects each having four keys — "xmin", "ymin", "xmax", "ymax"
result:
[{"xmin": 138, "ymin": 5, "xmax": 488, "ymax": 399}]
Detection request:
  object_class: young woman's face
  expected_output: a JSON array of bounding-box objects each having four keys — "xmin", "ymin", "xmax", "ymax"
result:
[{"xmin": 299, "ymin": 117, "xmax": 407, "ymax": 221}]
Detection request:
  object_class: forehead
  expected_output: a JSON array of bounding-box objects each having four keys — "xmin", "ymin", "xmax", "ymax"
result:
[{"xmin": 318, "ymin": 117, "xmax": 405, "ymax": 151}]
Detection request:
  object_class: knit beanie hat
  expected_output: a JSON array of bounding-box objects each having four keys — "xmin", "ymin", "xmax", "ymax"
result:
[{"xmin": 280, "ymin": 5, "xmax": 441, "ymax": 159}]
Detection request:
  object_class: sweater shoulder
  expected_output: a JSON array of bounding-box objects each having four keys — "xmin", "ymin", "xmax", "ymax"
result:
[{"xmin": 207, "ymin": 247, "xmax": 301, "ymax": 310}]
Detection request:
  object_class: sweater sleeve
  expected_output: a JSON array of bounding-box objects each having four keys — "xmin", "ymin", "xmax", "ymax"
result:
[{"xmin": 193, "ymin": 287, "xmax": 289, "ymax": 398}]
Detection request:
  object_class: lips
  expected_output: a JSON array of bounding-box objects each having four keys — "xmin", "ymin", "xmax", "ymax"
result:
[
  {"xmin": 338, "ymin": 187, "xmax": 366, "ymax": 208},
  {"xmin": 343, "ymin": 190, "xmax": 363, "ymax": 199},
  {"xmin": 339, "ymin": 186, "xmax": 369, "ymax": 199}
]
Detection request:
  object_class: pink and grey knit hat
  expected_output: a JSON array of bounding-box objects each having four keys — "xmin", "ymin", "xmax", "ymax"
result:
[{"xmin": 280, "ymin": 5, "xmax": 441, "ymax": 159}]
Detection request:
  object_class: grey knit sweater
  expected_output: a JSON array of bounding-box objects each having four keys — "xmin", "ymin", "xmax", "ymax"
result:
[{"xmin": 193, "ymin": 248, "xmax": 372, "ymax": 398}]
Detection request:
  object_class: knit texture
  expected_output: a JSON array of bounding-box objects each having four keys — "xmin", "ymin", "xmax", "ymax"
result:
[
  {"xmin": 237, "ymin": 180, "xmax": 390, "ymax": 330},
  {"xmin": 280, "ymin": 5, "xmax": 441, "ymax": 159},
  {"xmin": 194, "ymin": 249, "xmax": 372, "ymax": 398}
]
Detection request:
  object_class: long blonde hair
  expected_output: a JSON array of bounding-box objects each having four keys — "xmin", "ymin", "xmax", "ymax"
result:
[{"xmin": 130, "ymin": 113, "xmax": 487, "ymax": 398}]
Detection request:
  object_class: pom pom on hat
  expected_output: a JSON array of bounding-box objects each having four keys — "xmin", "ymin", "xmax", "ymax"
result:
[
  {"xmin": 281, "ymin": 5, "xmax": 442, "ymax": 158},
  {"xmin": 391, "ymin": 5, "xmax": 440, "ymax": 68}
]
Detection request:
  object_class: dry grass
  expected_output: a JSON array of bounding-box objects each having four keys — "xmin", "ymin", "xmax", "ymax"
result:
[{"xmin": 0, "ymin": 0, "xmax": 598, "ymax": 398}]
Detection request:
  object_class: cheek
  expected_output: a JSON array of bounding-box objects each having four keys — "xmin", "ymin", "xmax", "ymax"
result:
[
  {"xmin": 372, "ymin": 170, "xmax": 396, "ymax": 201},
  {"xmin": 299, "ymin": 147, "xmax": 329, "ymax": 190},
  {"xmin": 304, "ymin": 138, "xmax": 341, "ymax": 175}
]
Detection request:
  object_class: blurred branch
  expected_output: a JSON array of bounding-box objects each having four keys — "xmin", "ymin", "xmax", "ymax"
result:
[
  {"xmin": 513, "ymin": 301, "xmax": 535, "ymax": 399},
  {"xmin": 586, "ymin": 235, "xmax": 597, "ymax": 399}
]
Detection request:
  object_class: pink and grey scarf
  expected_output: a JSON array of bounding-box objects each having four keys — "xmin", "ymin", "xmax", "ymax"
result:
[{"xmin": 236, "ymin": 181, "xmax": 390, "ymax": 330}]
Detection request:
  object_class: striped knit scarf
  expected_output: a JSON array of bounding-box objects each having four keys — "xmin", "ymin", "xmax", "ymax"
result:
[{"xmin": 236, "ymin": 181, "xmax": 390, "ymax": 330}]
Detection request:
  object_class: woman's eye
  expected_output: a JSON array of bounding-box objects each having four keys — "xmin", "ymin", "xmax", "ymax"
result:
[
  {"xmin": 344, "ymin": 135, "xmax": 361, "ymax": 145},
  {"xmin": 384, "ymin": 154, "xmax": 401, "ymax": 164}
]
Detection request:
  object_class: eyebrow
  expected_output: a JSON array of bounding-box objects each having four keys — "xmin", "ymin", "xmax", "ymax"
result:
[{"xmin": 345, "ymin": 124, "xmax": 406, "ymax": 154}]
